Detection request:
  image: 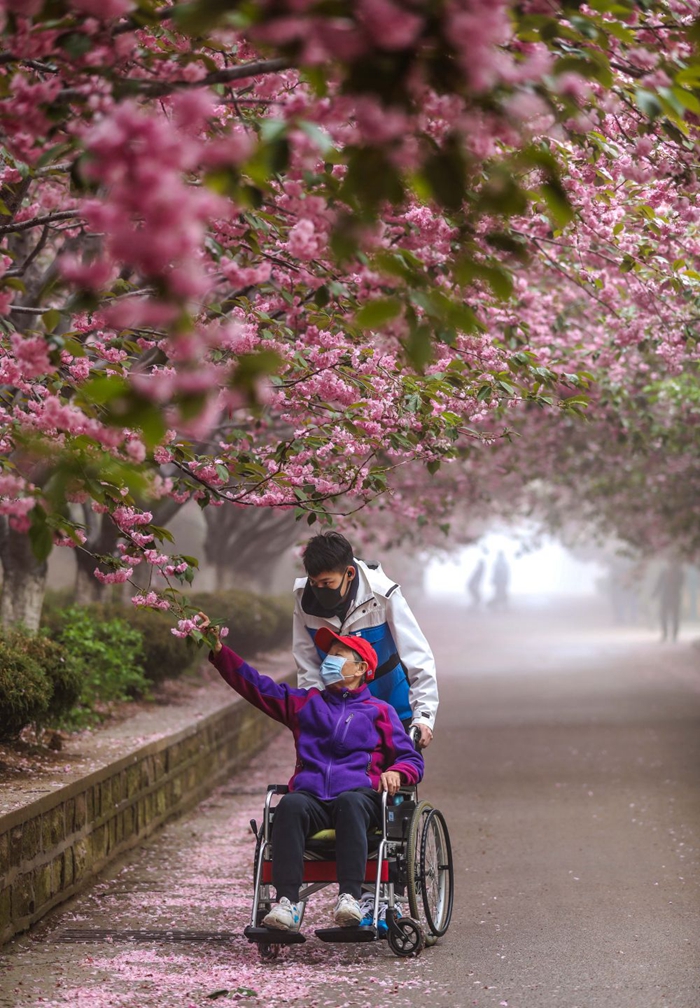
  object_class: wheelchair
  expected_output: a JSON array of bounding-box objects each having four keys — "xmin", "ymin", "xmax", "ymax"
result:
[{"xmin": 243, "ymin": 776, "xmax": 454, "ymax": 960}]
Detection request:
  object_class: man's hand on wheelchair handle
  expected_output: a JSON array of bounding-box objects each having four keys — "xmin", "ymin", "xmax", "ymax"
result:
[
  {"xmin": 411, "ymin": 723, "xmax": 433, "ymax": 749},
  {"xmin": 378, "ymin": 771, "xmax": 402, "ymax": 796}
]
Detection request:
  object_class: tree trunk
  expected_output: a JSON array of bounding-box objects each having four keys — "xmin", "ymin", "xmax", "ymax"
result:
[
  {"xmin": 215, "ymin": 561, "xmax": 233, "ymax": 591},
  {"xmin": 73, "ymin": 506, "xmax": 124, "ymax": 604},
  {"xmin": 0, "ymin": 520, "xmax": 47, "ymax": 629},
  {"xmin": 203, "ymin": 506, "xmax": 298, "ymax": 595}
]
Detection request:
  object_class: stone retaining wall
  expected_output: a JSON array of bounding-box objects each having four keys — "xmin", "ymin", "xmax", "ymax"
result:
[{"xmin": 0, "ymin": 684, "xmax": 287, "ymax": 944}]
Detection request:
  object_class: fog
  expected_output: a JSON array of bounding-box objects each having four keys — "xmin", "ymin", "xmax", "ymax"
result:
[{"xmin": 425, "ymin": 530, "xmax": 606, "ymax": 600}]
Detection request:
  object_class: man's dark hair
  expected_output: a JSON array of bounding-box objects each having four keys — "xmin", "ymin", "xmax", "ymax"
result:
[{"xmin": 303, "ymin": 532, "xmax": 354, "ymax": 576}]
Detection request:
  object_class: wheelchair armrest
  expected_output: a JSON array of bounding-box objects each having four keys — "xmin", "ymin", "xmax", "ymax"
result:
[{"xmin": 266, "ymin": 784, "xmax": 289, "ymax": 795}]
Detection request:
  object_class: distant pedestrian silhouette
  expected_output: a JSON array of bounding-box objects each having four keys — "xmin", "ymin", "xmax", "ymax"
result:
[
  {"xmin": 654, "ymin": 561, "xmax": 684, "ymax": 642},
  {"xmin": 467, "ymin": 558, "xmax": 485, "ymax": 609},
  {"xmin": 489, "ymin": 551, "xmax": 510, "ymax": 612},
  {"xmin": 608, "ymin": 559, "xmax": 639, "ymax": 626}
]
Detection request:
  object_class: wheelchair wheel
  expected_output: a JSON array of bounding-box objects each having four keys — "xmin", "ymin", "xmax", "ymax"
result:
[
  {"xmin": 406, "ymin": 803, "xmax": 454, "ymax": 940},
  {"xmin": 387, "ymin": 917, "xmax": 425, "ymax": 957},
  {"xmin": 258, "ymin": 943, "xmax": 280, "ymax": 962}
]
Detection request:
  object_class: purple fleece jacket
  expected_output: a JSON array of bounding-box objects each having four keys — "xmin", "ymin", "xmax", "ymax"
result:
[{"xmin": 210, "ymin": 645, "xmax": 424, "ymax": 800}]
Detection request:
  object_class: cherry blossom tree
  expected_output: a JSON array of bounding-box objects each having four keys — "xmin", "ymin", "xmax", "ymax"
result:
[{"xmin": 1, "ymin": 0, "xmax": 700, "ymax": 627}]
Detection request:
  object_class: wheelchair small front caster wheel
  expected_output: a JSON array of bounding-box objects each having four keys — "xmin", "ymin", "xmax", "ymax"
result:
[
  {"xmin": 387, "ymin": 917, "xmax": 425, "ymax": 957},
  {"xmin": 258, "ymin": 943, "xmax": 280, "ymax": 962}
]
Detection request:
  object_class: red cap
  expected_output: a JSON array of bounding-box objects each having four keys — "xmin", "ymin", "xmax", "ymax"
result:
[{"xmin": 314, "ymin": 628, "xmax": 378, "ymax": 681}]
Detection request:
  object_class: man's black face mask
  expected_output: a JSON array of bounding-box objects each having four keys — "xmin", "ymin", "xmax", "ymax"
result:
[{"xmin": 309, "ymin": 569, "xmax": 352, "ymax": 609}]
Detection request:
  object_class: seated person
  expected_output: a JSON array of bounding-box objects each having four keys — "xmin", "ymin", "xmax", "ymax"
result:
[{"xmin": 197, "ymin": 613, "xmax": 424, "ymax": 932}]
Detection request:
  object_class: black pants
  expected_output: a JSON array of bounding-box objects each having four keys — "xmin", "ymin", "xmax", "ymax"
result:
[{"xmin": 272, "ymin": 788, "xmax": 382, "ymax": 902}]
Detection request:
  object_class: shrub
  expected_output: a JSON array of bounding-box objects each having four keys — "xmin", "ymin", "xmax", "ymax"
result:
[
  {"xmin": 51, "ymin": 607, "xmax": 149, "ymax": 727},
  {"xmin": 43, "ymin": 601, "xmax": 198, "ymax": 685},
  {"xmin": 41, "ymin": 587, "xmax": 76, "ymax": 625},
  {"xmin": 34, "ymin": 587, "xmax": 291, "ymax": 728},
  {"xmin": 15, "ymin": 632, "xmax": 82, "ymax": 727},
  {"xmin": 189, "ymin": 589, "xmax": 293, "ymax": 656},
  {"xmin": 0, "ymin": 635, "xmax": 52, "ymax": 741},
  {"xmin": 110, "ymin": 606, "xmax": 197, "ymax": 684}
]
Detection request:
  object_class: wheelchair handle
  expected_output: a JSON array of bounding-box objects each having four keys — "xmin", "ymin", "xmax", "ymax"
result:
[{"xmin": 409, "ymin": 726, "xmax": 421, "ymax": 751}]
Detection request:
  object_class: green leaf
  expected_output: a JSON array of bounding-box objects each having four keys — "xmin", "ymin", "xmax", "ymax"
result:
[
  {"xmin": 675, "ymin": 63, "xmax": 700, "ymax": 87},
  {"xmin": 634, "ymin": 89, "xmax": 662, "ymax": 119},
  {"xmin": 553, "ymin": 53, "xmax": 612, "ymax": 87},
  {"xmin": 204, "ymin": 167, "xmax": 241, "ymax": 198},
  {"xmin": 314, "ymin": 285, "xmax": 329, "ymax": 307},
  {"xmin": 302, "ymin": 66, "xmax": 329, "ymax": 97},
  {"xmin": 2, "ymin": 277, "xmax": 26, "ymax": 292},
  {"xmin": 341, "ymin": 147, "xmax": 404, "ymax": 214},
  {"xmin": 104, "ymin": 394, "xmax": 167, "ymax": 450},
  {"xmin": 59, "ymin": 32, "xmax": 92, "ymax": 57},
  {"xmin": 298, "ymin": 121, "xmax": 334, "ymax": 155},
  {"xmin": 29, "ymin": 506, "xmax": 53, "ymax": 563},
  {"xmin": 453, "ymin": 257, "xmax": 514, "ymax": 299},
  {"xmin": 405, "ymin": 326, "xmax": 433, "ymax": 371},
  {"xmin": 231, "ymin": 350, "xmax": 283, "ymax": 402},
  {"xmin": 78, "ymin": 374, "xmax": 130, "ymax": 406},
  {"xmin": 427, "ymin": 460, "xmax": 441, "ymax": 475},
  {"xmin": 476, "ymin": 171, "xmax": 529, "ymax": 217},
  {"xmin": 172, "ymin": 0, "xmax": 237, "ymax": 34},
  {"xmin": 150, "ymin": 525, "xmax": 175, "ymax": 544},
  {"xmin": 539, "ymin": 180, "xmax": 574, "ymax": 226},
  {"xmin": 42, "ymin": 309, "xmax": 61, "ymax": 333},
  {"xmin": 422, "ymin": 134, "xmax": 467, "ymax": 212},
  {"xmin": 671, "ymin": 86, "xmax": 700, "ymax": 115},
  {"xmin": 355, "ymin": 297, "xmax": 402, "ymax": 329}
]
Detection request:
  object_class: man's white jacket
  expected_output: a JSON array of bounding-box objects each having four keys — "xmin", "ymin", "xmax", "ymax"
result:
[{"xmin": 293, "ymin": 559, "xmax": 438, "ymax": 730}]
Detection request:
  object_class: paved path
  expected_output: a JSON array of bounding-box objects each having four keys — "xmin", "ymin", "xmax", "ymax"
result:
[{"xmin": 1, "ymin": 599, "xmax": 699, "ymax": 1008}]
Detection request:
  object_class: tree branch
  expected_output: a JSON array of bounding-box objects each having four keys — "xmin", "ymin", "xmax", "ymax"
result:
[
  {"xmin": 0, "ymin": 210, "xmax": 81, "ymax": 235},
  {"xmin": 6, "ymin": 224, "xmax": 50, "ymax": 278},
  {"xmin": 58, "ymin": 58, "xmax": 292, "ymax": 101}
]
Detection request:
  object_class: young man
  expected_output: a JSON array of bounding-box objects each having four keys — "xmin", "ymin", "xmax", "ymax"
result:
[{"xmin": 293, "ymin": 531, "xmax": 438, "ymax": 749}]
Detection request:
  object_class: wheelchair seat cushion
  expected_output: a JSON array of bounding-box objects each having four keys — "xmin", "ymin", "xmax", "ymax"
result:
[
  {"xmin": 308, "ymin": 827, "xmax": 383, "ymax": 842},
  {"xmin": 304, "ymin": 827, "xmax": 383, "ymax": 861},
  {"xmin": 309, "ymin": 828, "xmax": 337, "ymax": 842}
]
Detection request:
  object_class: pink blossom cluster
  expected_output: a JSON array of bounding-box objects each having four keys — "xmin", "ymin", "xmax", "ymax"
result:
[
  {"xmin": 132, "ymin": 591, "xmax": 171, "ymax": 610},
  {"xmin": 170, "ymin": 615, "xmax": 204, "ymax": 638},
  {"xmin": 79, "ymin": 99, "xmax": 228, "ymax": 302},
  {"xmin": 93, "ymin": 566, "xmax": 131, "ymax": 584}
]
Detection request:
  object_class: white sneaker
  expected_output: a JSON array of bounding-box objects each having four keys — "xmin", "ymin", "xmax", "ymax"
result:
[
  {"xmin": 334, "ymin": 893, "xmax": 363, "ymax": 927},
  {"xmin": 359, "ymin": 895, "xmax": 405, "ymax": 932},
  {"xmin": 359, "ymin": 892, "xmax": 376, "ymax": 921},
  {"xmin": 262, "ymin": 897, "xmax": 302, "ymax": 931}
]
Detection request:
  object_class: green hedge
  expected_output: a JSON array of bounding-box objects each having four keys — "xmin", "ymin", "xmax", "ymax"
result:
[
  {"xmin": 0, "ymin": 587, "xmax": 294, "ymax": 741},
  {"xmin": 42, "ymin": 600, "xmax": 195, "ymax": 686},
  {"xmin": 0, "ymin": 633, "xmax": 53, "ymax": 742},
  {"xmin": 21, "ymin": 632, "xmax": 83, "ymax": 726},
  {"xmin": 0, "ymin": 629, "xmax": 83, "ymax": 741},
  {"xmin": 188, "ymin": 589, "xmax": 292, "ymax": 656},
  {"xmin": 50, "ymin": 607, "xmax": 149, "ymax": 727}
]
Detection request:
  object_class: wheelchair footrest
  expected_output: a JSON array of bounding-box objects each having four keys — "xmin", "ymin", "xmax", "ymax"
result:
[
  {"xmin": 314, "ymin": 926, "xmax": 377, "ymax": 943},
  {"xmin": 243, "ymin": 926, "xmax": 306, "ymax": 945}
]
